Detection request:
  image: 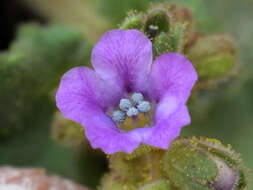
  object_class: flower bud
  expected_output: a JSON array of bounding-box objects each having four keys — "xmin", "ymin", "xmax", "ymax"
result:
[
  {"xmin": 152, "ymin": 23, "xmax": 188, "ymax": 57},
  {"xmin": 187, "ymin": 35, "xmax": 239, "ymax": 88},
  {"xmin": 152, "ymin": 32, "xmax": 172, "ymax": 58},
  {"xmin": 169, "ymin": 23, "xmax": 187, "ymax": 53},
  {"xmin": 163, "ymin": 137, "xmax": 248, "ymax": 190},
  {"xmin": 143, "ymin": 7, "xmax": 170, "ymax": 39},
  {"xmin": 120, "ymin": 11, "xmax": 143, "ymax": 30}
]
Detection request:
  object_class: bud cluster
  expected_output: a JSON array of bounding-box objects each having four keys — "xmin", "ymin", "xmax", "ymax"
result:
[{"xmin": 119, "ymin": 3, "xmax": 239, "ymax": 89}]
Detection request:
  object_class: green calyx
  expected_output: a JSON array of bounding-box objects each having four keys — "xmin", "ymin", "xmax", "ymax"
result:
[
  {"xmin": 169, "ymin": 23, "xmax": 187, "ymax": 53},
  {"xmin": 120, "ymin": 11, "xmax": 143, "ymax": 30},
  {"xmin": 152, "ymin": 32, "xmax": 172, "ymax": 58},
  {"xmin": 152, "ymin": 22, "xmax": 188, "ymax": 57},
  {"xmin": 163, "ymin": 137, "xmax": 248, "ymax": 190},
  {"xmin": 100, "ymin": 145, "xmax": 166, "ymax": 190}
]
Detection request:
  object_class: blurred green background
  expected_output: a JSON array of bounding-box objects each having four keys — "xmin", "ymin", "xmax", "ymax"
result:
[{"xmin": 0, "ymin": 0, "xmax": 252, "ymax": 189}]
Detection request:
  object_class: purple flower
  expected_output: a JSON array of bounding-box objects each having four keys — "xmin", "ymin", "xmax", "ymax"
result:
[{"xmin": 56, "ymin": 29, "xmax": 197, "ymax": 154}]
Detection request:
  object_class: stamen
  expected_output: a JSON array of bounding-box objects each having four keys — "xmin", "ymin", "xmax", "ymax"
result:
[
  {"xmin": 112, "ymin": 110, "xmax": 126, "ymax": 123},
  {"xmin": 137, "ymin": 101, "xmax": 151, "ymax": 113},
  {"xmin": 127, "ymin": 107, "xmax": 139, "ymax": 117},
  {"xmin": 119, "ymin": 98, "xmax": 132, "ymax": 111},
  {"xmin": 131, "ymin": 93, "xmax": 143, "ymax": 105},
  {"xmin": 112, "ymin": 93, "xmax": 154, "ymax": 131}
]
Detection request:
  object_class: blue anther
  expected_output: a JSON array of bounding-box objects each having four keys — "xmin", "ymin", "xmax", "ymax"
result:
[
  {"xmin": 137, "ymin": 101, "xmax": 151, "ymax": 113},
  {"xmin": 131, "ymin": 93, "xmax": 144, "ymax": 105},
  {"xmin": 112, "ymin": 110, "xmax": 126, "ymax": 123},
  {"xmin": 127, "ymin": 107, "xmax": 139, "ymax": 117},
  {"xmin": 119, "ymin": 98, "xmax": 132, "ymax": 111}
]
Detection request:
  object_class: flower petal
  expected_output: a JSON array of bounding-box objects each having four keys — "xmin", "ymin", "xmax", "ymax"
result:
[
  {"xmin": 143, "ymin": 103, "xmax": 191, "ymax": 149},
  {"xmin": 56, "ymin": 66, "xmax": 142, "ymax": 154},
  {"xmin": 56, "ymin": 66, "xmax": 123, "ymax": 124},
  {"xmin": 149, "ymin": 52, "xmax": 197, "ymax": 103},
  {"xmin": 84, "ymin": 112, "xmax": 142, "ymax": 154},
  {"xmin": 91, "ymin": 29, "xmax": 153, "ymax": 92}
]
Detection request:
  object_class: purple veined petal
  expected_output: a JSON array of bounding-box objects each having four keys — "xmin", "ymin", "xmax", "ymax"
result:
[
  {"xmin": 143, "ymin": 103, "xmax": 191, "ymax": 149},
  {"xmin": 56, "ymin": 66, "xmax": 144, "ymax": 154},
  {"xmin": 153, "ymin": 95, "xmax": 178, "ymax": 124},
  {"xmin": 91, "ymin": 29, "xmax": 153, "ymax": 92},
  {"xmin": 79, "ymin": 103, "xmax": 153, "ymax": 154},
  {"xmin": 149, "ymin": 52, "xmax": 198, "ymax": 103},
  {"xmin": 56, "ymin": 66, "xmax": 124, "ymax": 124},
  {"xmin": 83, "ymin": 111, "xmax": 143, "ymax": 154}
]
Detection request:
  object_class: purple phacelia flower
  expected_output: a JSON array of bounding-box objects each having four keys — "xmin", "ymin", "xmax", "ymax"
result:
[{"xmin": 56, "ymin": 29, "xmax": 197, "ymax": 154}]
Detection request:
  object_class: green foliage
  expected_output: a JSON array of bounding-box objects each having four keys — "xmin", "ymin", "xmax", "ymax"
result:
[
  {"xmin": 0, "ymin": 24, "xmax": 91, "ymax": 136},
  {"xmin": 10, "ymin": 24, "xmax": 92, "ymax": 90}
]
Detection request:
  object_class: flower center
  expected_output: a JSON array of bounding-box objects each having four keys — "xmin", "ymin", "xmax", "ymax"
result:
[{"xmin": 112, "ymin": 93, "xmax": 153, "ymax": 132}]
